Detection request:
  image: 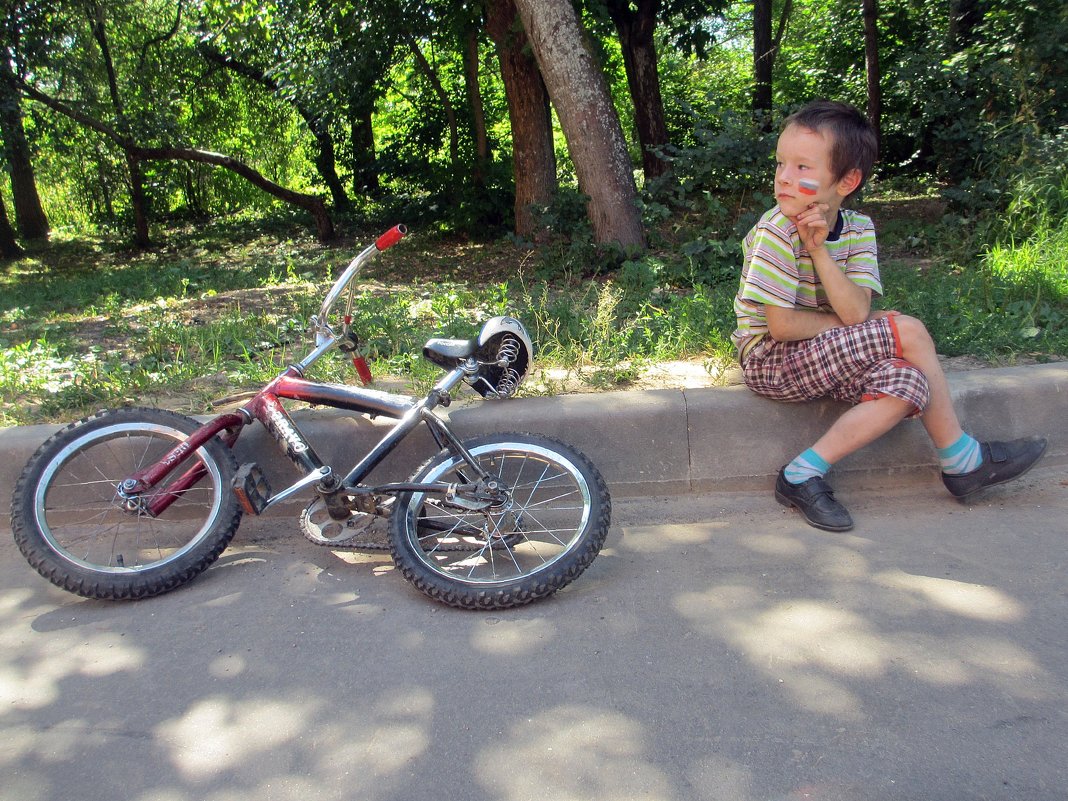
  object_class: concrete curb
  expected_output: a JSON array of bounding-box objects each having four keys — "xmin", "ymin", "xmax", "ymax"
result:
[{"xmin": 3, "ymin": 363, "xmax": 1066, "ymax": 517}]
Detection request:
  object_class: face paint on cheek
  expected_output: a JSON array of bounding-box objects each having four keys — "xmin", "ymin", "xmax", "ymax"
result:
[{"xmin": 799, "ymin": 179, "xmax": 819, "ymax": 196}]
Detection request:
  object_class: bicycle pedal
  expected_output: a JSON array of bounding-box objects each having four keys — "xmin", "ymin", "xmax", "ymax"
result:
[{"xmin": 232, "ymin": 463, "xmax": 272, "ymax": 516}]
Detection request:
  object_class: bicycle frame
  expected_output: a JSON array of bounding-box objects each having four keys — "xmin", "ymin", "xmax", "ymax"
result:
[{"xmin": 123, "ymin": 225, "xmax": 494, "ymax": 519}]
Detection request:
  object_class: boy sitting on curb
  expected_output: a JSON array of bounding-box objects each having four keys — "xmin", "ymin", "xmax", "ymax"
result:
[{"xmin": 732, "ymin": 100, "xmax": 1046, "ymax": 531}]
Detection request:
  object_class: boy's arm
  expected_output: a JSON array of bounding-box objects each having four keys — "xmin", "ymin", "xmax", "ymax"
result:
[
  {"xmin": 766, "ymin": 303, "xmax": 846, "ymax": 341},
  {"xmin": 794, "ymin": 203, "xmax": 873, "ymax": 326},
  {"xmin": 810, "ymin": 244, "xmax": 872, "ymax": 325}
]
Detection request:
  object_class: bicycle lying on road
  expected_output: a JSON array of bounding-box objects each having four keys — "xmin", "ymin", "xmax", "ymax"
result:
[{"xmin": 10, "ymin": 225, "xmax": 611, "ymax": 610}]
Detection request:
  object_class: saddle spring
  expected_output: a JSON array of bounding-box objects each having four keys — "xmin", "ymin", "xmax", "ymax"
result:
[{"xmin": 495, "ymin": 335, "xmax": 521, "ymax": 367}]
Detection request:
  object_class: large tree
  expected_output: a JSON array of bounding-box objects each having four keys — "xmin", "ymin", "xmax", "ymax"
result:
[
  {"xmin": 7, "ymin": 0, "xmax": 336, "ymax": 243},
  {"xmin": 600, "ymin": 0, "xmax": 670, "ymax": 181},
  {"xmin": 512, "ymin": 0, "xmax": 644, "ymax": 248},
  {"xmin": 588, "ymin": 0, "xmax": 730, "ymax": 182},
  {"xmin": 752, "ymin": 0, "xmax": 792, "ymax": 115},
  {"xmin": 85, "ymin": 0, "xmax": 152, "ymax": 245},
  {"xmin": 0, "ymin": 8, "xmax": 49, "ymax": 239},
  {"xmin": 485, "ymin": 0, "xmax": 557, "ymax": 237},
  {"xmin": 196, "ymin": 0, "xmax": 403, "ymax": 213},
  {"xmin": 0, "ymin": 187, "xmax": 22, "ymax": 257},
  {"xmin": 17, "ymin": 81, "xmax": 334, "ymax": 240}
]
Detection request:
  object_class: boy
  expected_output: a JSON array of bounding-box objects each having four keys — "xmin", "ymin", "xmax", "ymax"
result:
[{"xmin": 733, "ymin": 100, "xmax": 1046, "ymax": 531}]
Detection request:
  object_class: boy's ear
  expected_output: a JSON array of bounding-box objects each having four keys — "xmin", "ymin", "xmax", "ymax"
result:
[{"xmin": 837, "ymin": 168, "xmax": 863, "ymax": 197}]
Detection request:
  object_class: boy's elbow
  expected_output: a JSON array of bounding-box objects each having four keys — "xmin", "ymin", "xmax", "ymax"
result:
[
  {"xmin": 766, "ymin": 319, "xmax": 790, "ymax": 341},
  {"xmin": 764, "ymin": 307, "xmax": 790, "ymax": 341},
  {"xmin": 840, "ymin": 309, "xmax": 869, "ymax": 327},
  {"xmin": 840, "ymin": 293, "xmax": 873, "ymax": 326}
]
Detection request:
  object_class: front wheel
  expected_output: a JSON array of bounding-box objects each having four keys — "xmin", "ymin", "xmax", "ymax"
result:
[
  {"xmin": 389, "ymin": 433, "xmax": 611, "ymax": 610},
  {"xmin": 10, "ymin": 407, "xmax": 243, "ymax": 600}
]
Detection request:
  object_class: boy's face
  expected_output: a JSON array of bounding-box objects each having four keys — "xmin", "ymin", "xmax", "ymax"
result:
[{"xmin": 775, "ymin": 123, "xmax": 856, "ymax": 217}]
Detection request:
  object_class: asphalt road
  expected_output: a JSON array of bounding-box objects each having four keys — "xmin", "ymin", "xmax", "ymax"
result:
[{"xmin": 2, "ymin": 468, "xmax": 1067, "ymax": 801}]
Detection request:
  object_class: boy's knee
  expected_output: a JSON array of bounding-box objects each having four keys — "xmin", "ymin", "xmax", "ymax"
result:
[
  {"xmin": 868, "ymin": 358, "xmax": 930, "ymax": 415},
  {"xmin": 892, "ymin": 314, "xmax": 934, "ymax": 352}
]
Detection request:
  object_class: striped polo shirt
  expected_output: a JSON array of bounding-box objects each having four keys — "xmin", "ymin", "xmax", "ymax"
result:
[{"xmin": 732, "ymin": 206, "xmax": 881, "ymax": 355}]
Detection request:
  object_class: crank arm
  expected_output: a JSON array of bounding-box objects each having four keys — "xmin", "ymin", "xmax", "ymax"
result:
[{"xmin": 260, "ymin": 466, "xmax": 332, "ymax": 512}]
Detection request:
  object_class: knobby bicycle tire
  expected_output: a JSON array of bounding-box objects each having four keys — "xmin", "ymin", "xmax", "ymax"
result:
[
  {"xmin": 10, "ymin": 407, "xmax": 243, "ymax": 600},
  {"xmin": 388, "ymin": 432, "xmax": 611, "ymax": 610}
]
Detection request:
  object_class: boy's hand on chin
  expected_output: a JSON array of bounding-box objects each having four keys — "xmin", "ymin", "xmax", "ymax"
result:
[{"xmin": 792, "ymin": 203, "xmax": 831, "ymax": 251}]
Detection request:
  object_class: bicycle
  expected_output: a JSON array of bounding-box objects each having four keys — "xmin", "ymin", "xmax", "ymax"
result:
[{"xmin": 10, "ymin": 225, "xmax": 611, "ymax": 610}]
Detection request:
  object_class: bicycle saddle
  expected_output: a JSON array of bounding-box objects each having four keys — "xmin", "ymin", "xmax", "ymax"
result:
[{"xmin": 423, "ymin": 337, "xmax": 477, "ymax": 367}]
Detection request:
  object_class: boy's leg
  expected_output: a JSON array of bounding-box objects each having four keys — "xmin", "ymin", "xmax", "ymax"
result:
[
  {"xmin": 750, "ymin": 320, "xmax": 924, "ymax": 531},
  {"xmin": 776, "ymin": 394, "xmax": 911, "ymax": 532},
  {"xmin": 789, "ymin": 315, "xmax": 1046, "ymax": 514},
  {"xmin": 887, "ymin": 315, "xmax": 1046, "ymax": 498},
  {"xmin": 807, "ymin": 393, "xmax": 912, "ymax": 463},
  {"xmin": 763, "ymin": 315, "xmax": 1045, "ymax": 529},
  {"xmin": 803, "ymin": 315, "xmax": 967, "ymax": 463},
  {"xmin": 891, "ymin": 315, "xmax": 961, "ymax": 449}
]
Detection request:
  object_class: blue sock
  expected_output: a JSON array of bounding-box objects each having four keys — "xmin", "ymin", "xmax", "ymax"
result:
[
  {"xmin": 938, "ymin": 433, "xmax": 983, "ymax": 474},
  {"xmin": 784, "ymin": 448, "xmax": 831, "ymax": 485}
]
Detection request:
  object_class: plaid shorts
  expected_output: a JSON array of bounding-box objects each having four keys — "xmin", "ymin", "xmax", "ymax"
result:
[{"xmin": 741, "ymin": 316, "xmax": 930, "ymax": 417}]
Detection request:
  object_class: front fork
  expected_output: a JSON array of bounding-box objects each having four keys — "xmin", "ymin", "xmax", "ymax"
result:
[{"xmin": 120, "ymin": 412, "xmax": 247, "ymax": 517}]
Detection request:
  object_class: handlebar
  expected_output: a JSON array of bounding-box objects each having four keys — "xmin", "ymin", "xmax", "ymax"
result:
[{"xmin": 315, "ymin": 224, "xmax": 407, "ymax": 332}]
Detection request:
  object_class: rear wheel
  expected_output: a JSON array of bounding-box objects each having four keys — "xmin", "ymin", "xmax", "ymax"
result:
[
  {"xmin": 10, "ymin": 407, "xmax": 243, "ymax": 600},
  {"xmin": 389, "ymin": 433, "xmax": 611, "ymax": 609}
]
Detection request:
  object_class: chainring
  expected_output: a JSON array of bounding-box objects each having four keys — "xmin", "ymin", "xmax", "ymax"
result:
[{"xmin": 299, "ymin": 496, "xmax": 389, "ymax": 550}]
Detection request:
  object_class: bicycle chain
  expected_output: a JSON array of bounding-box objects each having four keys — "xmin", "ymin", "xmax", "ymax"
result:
[{"xmin": 299, "ymin": 499, "xmax": 512, "ymax": 552}]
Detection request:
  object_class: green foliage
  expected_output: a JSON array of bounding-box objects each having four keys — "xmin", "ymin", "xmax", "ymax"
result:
[
  {"xmin": 997, "ymin": 128, "xmax": 1068, "ymax": 241},
  {"xmin": 650, "ymin": 107, "xmax": 778, "ymax": 204},
  {"xmin": 6, "ymin": 0, "xmax": 1068, "ymax": 426},
  {"xmin": 640, "ymin": 108, "xmax": 776, "ymax": 285},
  {"xmin": 880, "ymin": 164, "xmax": 1068, "ymax": 361},
  {"xmin": 3, "ymin": 0, "xmax": 1067, "ymax": 247}
]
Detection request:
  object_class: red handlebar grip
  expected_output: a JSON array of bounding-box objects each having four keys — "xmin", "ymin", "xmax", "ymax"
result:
[{"xmin": 375, "ymin": 224, "xmax": 407, "ymax": 251}]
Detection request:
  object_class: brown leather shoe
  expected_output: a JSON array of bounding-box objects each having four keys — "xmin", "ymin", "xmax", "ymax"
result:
[
  {"xmin": 774, "ymin": 468, "xmax": 854, "ymax": 532},
  {"xmin": 942, "ymin": 437, "xmax": 1047, "ymax": 500}
]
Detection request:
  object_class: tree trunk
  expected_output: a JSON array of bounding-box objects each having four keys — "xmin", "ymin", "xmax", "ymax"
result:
[
  {"xmin": 753, "ymin": 0, "xmax": 774, "ymax": 113},
  {"xmin": 949, "ymin": 0, "xmax": 985, "ymax": 51},
  {"xmin": 862, "ymin": 0, "xmax": 882, "ymax": 148},
  {"xmin": 0, "ymin": 61, "xmax": 50, "ymax": 240},
  {"xmin": 308, "ymin": 117, "xmax": 351, "ymax": 212},
  {"xmin": 512, "ymin": 0, "xmax": 645, "ymax": 249},
  {"xmin": 88, "ymin": 0, "xmax": 154, "ymax": 245},
  {"xmin": 606, "ymin": 0, "xmax": 669, "ymax": 182},
  {"xmin": 752, "ymin": 0, "xmax": 792, "ymax": 119},
  {"xmin": 463, "ymin": 26, "xmax": 491, "ymax": 188},
  {"xmin": 0, "ymin": 189, "xmax": 23, "ymax": 258},
  {"xmin": 486, "ymin": 0, "xmax": 557, "ymax": 237},
  {"xmin": 126, "ymin": 152, "xmax": 150, "ymax": 247},
  {"xmin": 351, "ymin": 110, "xmax": 380, "ymax": 196}
]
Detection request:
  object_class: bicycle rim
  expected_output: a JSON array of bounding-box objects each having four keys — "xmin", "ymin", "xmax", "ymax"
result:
[
  {"xmin": 400, "ymin": 441, "xmax": 594, "ymax": 586},
  {"xmin": 32, "ymin": 421, "xmax": 226, "ymax": 574}
]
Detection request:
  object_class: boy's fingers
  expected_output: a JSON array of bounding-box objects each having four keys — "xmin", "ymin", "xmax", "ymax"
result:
[{"xmin": 797, "ymin": 205, "xmax": 829, "ymax": 224}]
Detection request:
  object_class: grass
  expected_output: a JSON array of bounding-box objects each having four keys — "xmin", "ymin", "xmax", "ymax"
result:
[{"xmin": 3, "ymin": 195, "xmax": 1067, "ymax": 428}]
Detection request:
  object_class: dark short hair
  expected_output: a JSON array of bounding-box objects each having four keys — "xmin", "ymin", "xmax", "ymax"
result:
[{"xmin": 785, "ymin": 101, "xmax": 878, "ymax": 197}]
